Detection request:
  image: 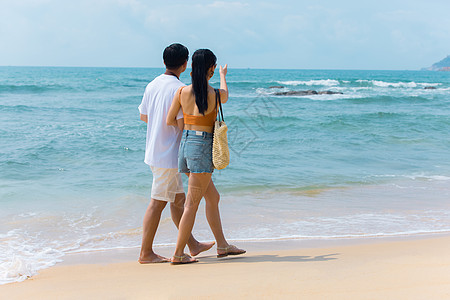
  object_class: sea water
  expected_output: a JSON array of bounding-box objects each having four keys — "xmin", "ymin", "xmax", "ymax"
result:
[{"xmin": 1, "ymin": 67, "xmax": 449, "ymax": 284}]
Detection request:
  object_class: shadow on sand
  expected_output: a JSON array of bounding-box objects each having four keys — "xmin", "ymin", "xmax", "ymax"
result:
[{"xmin": 196, "ymin": 253, "xmax": 339, "ymax": 264}]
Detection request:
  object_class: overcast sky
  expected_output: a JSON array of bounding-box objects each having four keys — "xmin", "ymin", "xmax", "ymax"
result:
[{"xmin": 1, "ymin": 0, "xmax": 449, "ymax": 69}]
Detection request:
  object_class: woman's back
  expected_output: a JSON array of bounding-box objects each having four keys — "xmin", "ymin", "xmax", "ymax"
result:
[
  {"xmin": 166, "ymin": 48, "xmax": 228, "ymax": 133},
  {"xmin": 179, "ymin": 85, "xmax": 218, "ymax": 133}
]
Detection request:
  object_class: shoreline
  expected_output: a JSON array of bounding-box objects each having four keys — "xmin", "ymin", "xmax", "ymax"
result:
[
  {"xmin": 2, "ymin": 233, "xmax": 450, "ymax": 299},
  {"xmin": 59, "ymin": 231, "xmax": 450, "ymax": 266}
]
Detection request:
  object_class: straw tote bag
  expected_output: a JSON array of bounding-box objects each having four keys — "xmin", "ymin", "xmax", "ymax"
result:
[{"xmin": 212, "ymin": 89, "xmax": 230, "ymax": 170}]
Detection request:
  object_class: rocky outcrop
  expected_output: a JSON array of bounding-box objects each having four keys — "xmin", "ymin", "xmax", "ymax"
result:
[
  {"xmin": 274, "ymin": 90, "xmax": 343, "ymax": 96},
  {"xmin": 422, "ymin": 55, "xmax": 450, "ymax": 71}
]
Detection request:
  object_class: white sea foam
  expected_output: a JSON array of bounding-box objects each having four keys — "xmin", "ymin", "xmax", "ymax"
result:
[
  {"xmin": 374, "ymin": 80, "xmax": 418, "ymax": 88},
  {"xmin": 356, "ymin": 80, "xmax": 442, "ymax": 88},
  {"xmin": 417, "ymin": 82, "xmax": 441, "ymax": 87},
  {"xmin": 255, "ymin": 87, "xmax": 281, "ymax": 95},
  {"xmin": 277, "ymin": 79, "xmax": 340, "ymax": 86},
  {"xmin": 0, "ymin": 226, "xmax": 138, "ymax": 285},
  {"xmin": 371, "ymin": 174, "xmax": 450, "ymax": 181},
  {"xmin": 227, "ymin": 229, "xmax": 450, "ymax": 242},
  {"xmin": 0, "ymin": 230, "xmax": 64, "ymax": 285},
  {"xmin": 226, "ymin": 210, "xmax": 450, "ymax": 245},
  {"xmin": 406, "ymin": 174, "xmax": 450, "ymax": 181}
]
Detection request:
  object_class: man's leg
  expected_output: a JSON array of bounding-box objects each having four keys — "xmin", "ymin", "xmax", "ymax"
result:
[
  {"xmin": 139, "ymin": 198, "xmax": 168, "ymax": 263},
  {"xmin": 170, "ymin": 193, "xmax": 215, "ymax": 256}
]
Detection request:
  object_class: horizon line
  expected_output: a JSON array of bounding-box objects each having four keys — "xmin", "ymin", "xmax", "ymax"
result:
[{"xmin": 0, "ymin": 65, "xmax": 425, "ymax": 71}]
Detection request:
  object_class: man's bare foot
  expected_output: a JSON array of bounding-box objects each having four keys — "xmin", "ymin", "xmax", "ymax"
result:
[
  {"xmin": 189, "ymin": 241, "xmax": 215, "ymax": 257},
  {"xmin": 138, "ymin": 253, "xmax": 170, "ymax": 264}
]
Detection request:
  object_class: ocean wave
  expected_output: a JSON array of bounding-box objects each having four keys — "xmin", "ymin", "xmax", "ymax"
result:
[
  {"xmin": 0, "ymin": 83, "xmax": 71, "ymax": 94},
  {"xmin": 255, "ymin": 85, "xmax": 443, "ymax": 102},
  {"xmin": 268, "ymin": 79, "xmax": 443, "ymax": 89},
  {"xmin": 277, "ymin": 79, "xmax": 340, "ymax": 86},
  {"xmin": 345, "ymin": 95, "xmax": 431, "ymax": 103},
  {"xmin": 0, "ymin": 104, "xmax": 34, "ymax": 112},
  {"xmin": 128, "ymin": 78, "xmax": 150, "ymax": 83},
  {"xmin": 371, "ymin": 174, "xmax": 450, "ymax": 181},
  {"xmin": 304, "ymin": 93, "xmax": 362, "ymax": 101},
  {"xmin": 227, "ymin": 229, "xmax": 450, "ymax": 242},
  {"xmin": 0, "ymin": 230, "xmax": 64, "ymax": 285},
  {"xmin": 227, "ymin": 210, "xmax": 450, "ymax": 244},
  {"xmin": 356, "ymin": 80, "xmax": 442, "ymax": 88},
  {"xmin": 0, "ymin": 104, "xmax": 96, "ymax": 114},
  {"xmin": 255, "ymin": 87, "xmax": 288, "ymax": 95},
  {"xmin": 0, "ymin": 82, "xmax": 130, "ymax": 94},
  {"xmin": 255, "ymin": 87, "xmax": 362, "ymax": 101}
]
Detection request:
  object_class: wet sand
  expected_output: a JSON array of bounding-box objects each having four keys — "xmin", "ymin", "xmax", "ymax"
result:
[{"xmin": 1, "ymin": 235, "xmax": 450, "ymax": 299}]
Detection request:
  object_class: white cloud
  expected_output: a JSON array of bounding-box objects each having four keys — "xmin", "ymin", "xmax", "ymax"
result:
[
  {"xmin": 207, "ymin": 1, "xmax": 249, "ymax": 9},
  {"xmin": 0, "ymin": 0, "xmax": 449, "ymax": 68}
]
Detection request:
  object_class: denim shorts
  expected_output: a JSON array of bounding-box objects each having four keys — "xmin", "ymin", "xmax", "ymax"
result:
[{"xmin": 178, "ymin": 130, "xmax": 214, "ymax": 174}]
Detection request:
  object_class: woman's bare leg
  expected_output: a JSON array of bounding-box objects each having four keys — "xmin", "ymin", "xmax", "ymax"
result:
[
  {"xmin": 202, "ymin": 178, "xmax": 245, "ymax": 257},
  {"xmin": 203, "ymin": 179, "xmax": 228, "ymax": 249},
  {"xmin": 173, "ymin": 173, "xmax": 211, "ymax": 260},
  {"xmin": 170, "ymin": 193, "xmax": 215, "ymax": 256}
]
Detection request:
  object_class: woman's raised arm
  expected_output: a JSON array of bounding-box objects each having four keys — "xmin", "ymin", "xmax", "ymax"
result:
[{"xmin": 219, "ymin": 64, "xmax": 229, "ymax": 103}]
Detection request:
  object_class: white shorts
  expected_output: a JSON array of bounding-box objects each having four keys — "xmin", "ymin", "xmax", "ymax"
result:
[{"xmin": 150, "ymin": 166, "xmax": 184, "ymax": 202}]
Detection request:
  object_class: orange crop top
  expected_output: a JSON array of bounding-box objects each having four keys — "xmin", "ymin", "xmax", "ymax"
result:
[{"xmin": 179, "ymin": 87, "xmax": 218, "ymax": 127}]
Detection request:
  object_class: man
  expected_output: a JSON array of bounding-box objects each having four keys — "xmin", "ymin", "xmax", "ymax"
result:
[{"xmin": 138, "ymin": 43, "xmax": 213, "ymax": 263}]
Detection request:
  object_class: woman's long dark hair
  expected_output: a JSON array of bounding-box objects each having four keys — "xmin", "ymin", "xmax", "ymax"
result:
[{"xmin": 191, "ymin": 49, "xmax": 217, "ymax": 115}]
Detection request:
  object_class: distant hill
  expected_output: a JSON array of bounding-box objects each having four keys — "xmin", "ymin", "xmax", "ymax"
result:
[{"xmin": 422, "ymin": 55, "xmax": 450, "ymax": 71}]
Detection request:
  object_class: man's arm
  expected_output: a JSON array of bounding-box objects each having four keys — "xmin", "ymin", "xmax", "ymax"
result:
[{"xmin": 140, "ymin": 114, "xmax": 148, "ymax": 123}]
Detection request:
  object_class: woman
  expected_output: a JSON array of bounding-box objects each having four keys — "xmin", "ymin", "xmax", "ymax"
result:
[{"xmin": 167, "ymin": 49, "xmax": 245, "ymax": 264}]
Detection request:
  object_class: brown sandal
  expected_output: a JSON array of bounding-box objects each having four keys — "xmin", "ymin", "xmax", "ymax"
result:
[
  {"xmin": 217, "ymin": 245, "xmax": 246, "ymax": 258},
  {"xmin": 170, "ymin": 254, "xmax": 198, "ymax": 265}
]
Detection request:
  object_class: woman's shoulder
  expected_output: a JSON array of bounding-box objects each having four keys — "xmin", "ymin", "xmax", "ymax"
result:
[
  {"xmin": 178, "ymin": 85, "xmax": 193, "ymax": 98},
  {"xmin": 180, "ymin": 85, "xmax": 192, "ymax": 92},
  {"xmin": 207, "ymin": 86, "xmax": 219, "ymax": 95}
]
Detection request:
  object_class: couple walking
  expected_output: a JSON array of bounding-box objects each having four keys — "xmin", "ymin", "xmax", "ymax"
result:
[{"xmin": 138, "ymin": 43, "xmax": 245, "ymax": 264}]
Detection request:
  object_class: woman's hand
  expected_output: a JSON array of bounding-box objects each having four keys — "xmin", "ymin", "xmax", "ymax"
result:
[
  {"xmin": 219, "ymin": 64, "xmax": 227, "ymax": 77},
  {"xmin": 219, "ymin": 64, "xmax": 229, "ymax": 103}
]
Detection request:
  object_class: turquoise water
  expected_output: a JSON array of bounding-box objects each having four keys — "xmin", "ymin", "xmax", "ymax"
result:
[{"xmin": 1, "ymin": 66, "xmax": 450, "ymax": 283}]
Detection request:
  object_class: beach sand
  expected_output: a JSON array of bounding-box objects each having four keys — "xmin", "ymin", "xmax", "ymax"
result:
[{"xmin": 1, "ymin": 235, "xmax": 450, "ymax": 299}]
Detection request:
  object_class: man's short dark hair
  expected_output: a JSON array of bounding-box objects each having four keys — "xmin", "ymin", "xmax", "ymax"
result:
[{"xmin": 163, "ymin": 43, "xmax": 189, "ymax": 69}]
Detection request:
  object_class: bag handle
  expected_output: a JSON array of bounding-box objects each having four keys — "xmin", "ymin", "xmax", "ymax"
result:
[{"xmin": 215, "ymin": 89, "xmax": 224, "ymax": 122}]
